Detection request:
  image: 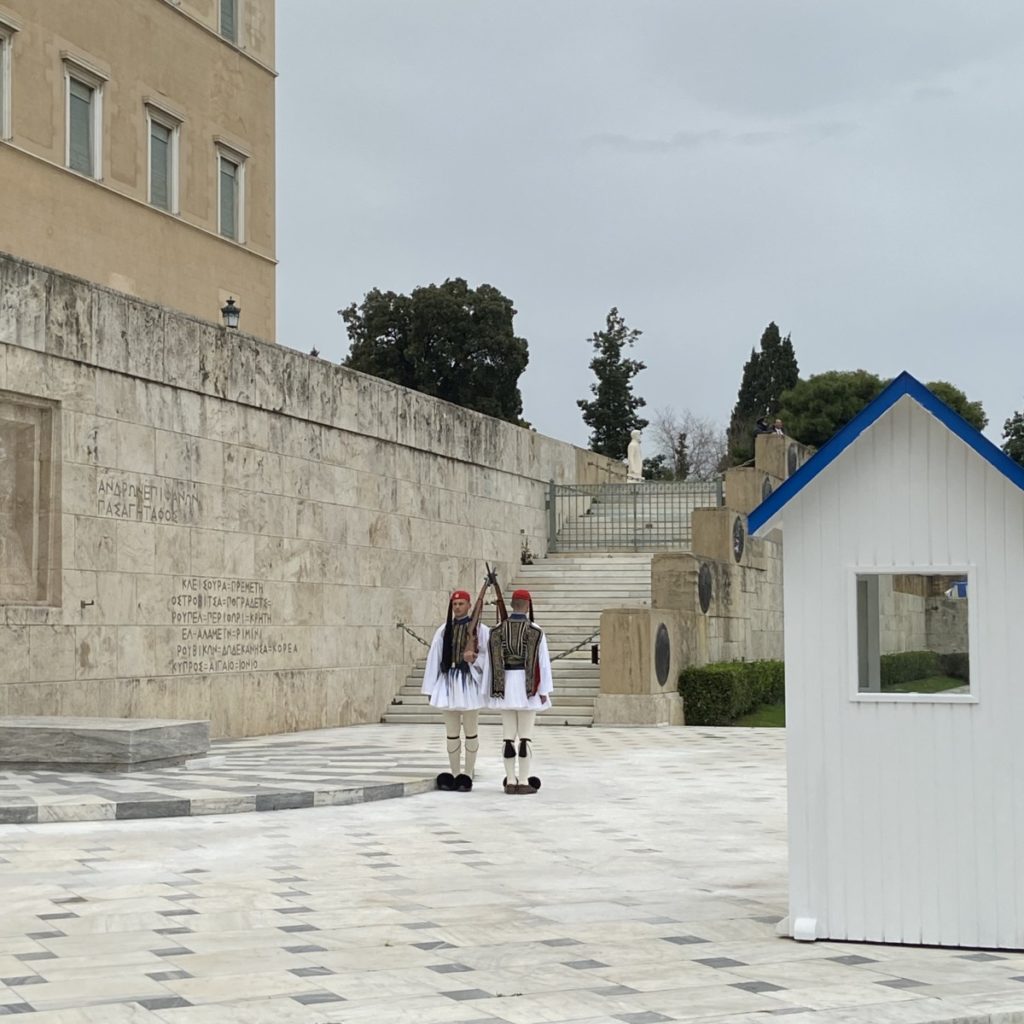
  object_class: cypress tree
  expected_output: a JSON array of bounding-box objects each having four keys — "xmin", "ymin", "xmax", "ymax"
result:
[
  {"xmin": 577, "ymin": 308, "xmax": 648, "ymax": 460},
  {"xmin": 726, "ymin": 322, "xmax": 799, "ymax": 465}
]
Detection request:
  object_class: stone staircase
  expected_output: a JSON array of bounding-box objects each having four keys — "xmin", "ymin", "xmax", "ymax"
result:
[{"xmin": 383, "ymin": 553, "xmax": 654, "ymax": 727}]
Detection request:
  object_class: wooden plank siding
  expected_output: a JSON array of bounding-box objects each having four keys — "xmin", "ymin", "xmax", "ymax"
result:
[{"xmin": 782, "ymin": 395, "xmax": 1024, "ymax": 948}]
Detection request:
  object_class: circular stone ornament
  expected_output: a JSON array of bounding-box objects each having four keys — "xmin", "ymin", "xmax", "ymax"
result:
[
  {"xmin": 761, "ymin": 475, "xmax": 774, "ymax": 501},
  {"xmin": 732, "ymin": 515, "xmax": 745, "ymax": 563},
  {"xmin": 698, "ymin": 562, "xmax": 713, "ymax": 614},
  {"xmin": 787, "ymin": 442, "xmax": 799, "ymax": 477},
  {"xmin": 655, "ymin": 623, "xmax": 670, "ymax": 687}
]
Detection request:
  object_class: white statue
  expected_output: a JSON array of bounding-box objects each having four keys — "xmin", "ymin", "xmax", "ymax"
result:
[{"xmin": 626, "ymin": 429, "xmax": 643, "ymax": 482}]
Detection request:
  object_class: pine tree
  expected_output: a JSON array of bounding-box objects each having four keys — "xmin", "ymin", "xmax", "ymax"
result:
[
  {"xmin": 1003, "ymin": 410, "xmax": 1024, "ymax": 466},
  {"xmin": 726, "ymin": 322, "xmax": 799, "ymax": 464},
  {"xmin": 577, "ymin": 308, "xmax": 648, "ymax": 460}
]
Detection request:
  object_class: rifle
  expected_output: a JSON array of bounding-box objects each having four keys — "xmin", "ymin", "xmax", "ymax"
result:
[
  {"xmin": 486, "ymin": 562, "xmax": 508, "ymax": 624},
  {"xmin": 462, "ymin": 568, "xmax": 496, "ymax": 663}
]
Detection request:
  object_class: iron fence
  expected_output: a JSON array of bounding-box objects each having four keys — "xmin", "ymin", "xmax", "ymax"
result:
[{"xmin": 547, "ymin": 479, "xmax": 724, "ymax": 552}]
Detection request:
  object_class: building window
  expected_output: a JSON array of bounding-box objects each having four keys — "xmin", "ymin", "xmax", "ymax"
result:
[
  {"xmin": 220, "ymin": 0, "xmax": 238, "ymax": 43},
  {"xmin": 854, "ymin": 571, "xmax": 973, "ymax": 700},
  {"xmin": 0, "ymin": 20, "xmax": 16, "ymax": 141},
  {"xmin": 147, "ymin": 106, "xmax": 180, "ymax": 213},
  {"xmin": 217, "ymin": 146, "xmax": 245, "ymax": 241},
  {"xmin": 64, "ymin": 60, "xmax": 105, "ymax": 178}
]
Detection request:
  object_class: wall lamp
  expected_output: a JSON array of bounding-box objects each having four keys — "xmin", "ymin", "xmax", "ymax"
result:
[{"xmin": 220, "ymin": 297, "xmax": 241, "ymax": 329}]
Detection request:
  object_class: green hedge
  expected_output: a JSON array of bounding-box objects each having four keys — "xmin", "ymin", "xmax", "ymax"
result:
[
  {"xmin": 679, "ymin": 650, "xmax": 968, "ymax": 726},
  {"xmin": 879, "ymin": 650, "xmax": 941, "ymax": 687},
  {"xmin": 679, "ymin": 660, "xmax": 785, "ymax": 726},
  {"xmin": 938, "ymin": 652, "xmax": 970, "ymax": 681}
]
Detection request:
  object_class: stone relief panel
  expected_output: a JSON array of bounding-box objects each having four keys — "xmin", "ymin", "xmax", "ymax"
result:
[{"xmin": 0, "ymin": 392, "xmax": 60, "ymax": 605}]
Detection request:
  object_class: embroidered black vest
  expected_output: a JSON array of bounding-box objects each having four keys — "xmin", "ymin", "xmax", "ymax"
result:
[
  {"xmin": 488, "ymin": 618, "xmax": 542, "ymax": 698},
  {"xmin": 442, "ymin": 617, "xmax": 476, "ymax": 676}
]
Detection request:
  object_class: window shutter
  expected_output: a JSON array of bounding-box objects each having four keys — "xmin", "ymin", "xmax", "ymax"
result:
[
  {"xmin": 0, "ymin": 38, "xmax": 7, "ymax": 135},
  {"xmin": 219, "ymin": 157, "xmax": 237, "ymax": 238},
  {"xmin": 150, "ymin": 121, "xmax": 170, "ymax": 209},
  {"xmin": 220, "ymin": 0, "xmax": 236, "ymax": 42},
  {"xmin": 69, "ymin": 78, "xmax": 93, "ymax": 174}
]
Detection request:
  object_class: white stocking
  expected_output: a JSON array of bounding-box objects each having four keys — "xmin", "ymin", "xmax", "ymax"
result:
[
  {"xmin": 516, "ymin": 710, "xmax": 536, "ymax": 780},
  {"xmin": 462, "ymin": 711, "xmax": 480, "ymax": 779},
  {"xmin": 442, "ymin": 710, "xmax": 463, "ymax": 775},
  {"xmin": 501, "ymin": 710, "xmax": 519, "ymax": 783}
]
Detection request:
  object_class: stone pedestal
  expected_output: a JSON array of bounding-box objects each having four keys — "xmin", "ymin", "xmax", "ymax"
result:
[
  {"xmin": 0, "ymin": 716, "xmax": 210, "ymax": 771},
  {"xmin": 593, "ymin": 692, "xmax": 683, "ymax": 726},
  {"xmin": 596, "ymin": 608, "xmax": 688, "ymax": 725},
  {"xmin": 754, "ymin": 432, "xmax": 812, "ymax": 481},
  {"xmin": 724, "ymin": 466, "xmax": 782, "ymax": 517},
  {"xmin": 691, "ymin": 506, "xmax": 765, "ymax": 570}
]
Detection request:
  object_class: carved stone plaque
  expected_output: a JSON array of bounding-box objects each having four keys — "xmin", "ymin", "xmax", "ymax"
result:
[
  {"xmin": 655, "ymin": 623, "xmax": 670, "ymax": 687},
  {"xmin": 732, "ymin": 515, "xmax": 745, "ymax": 563},
  {"xmin": 698, "ymin": 562, "xmax": 713, "ymax": 614},
  {"xmin": 0, "ymin": 392, "xmax": 59, "ymax": 605}
]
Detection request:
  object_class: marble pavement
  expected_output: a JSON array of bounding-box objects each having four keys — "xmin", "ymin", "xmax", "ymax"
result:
[{"xmin": 2, "ymin": 724, "xmax": 1024, "ymax": 1023}]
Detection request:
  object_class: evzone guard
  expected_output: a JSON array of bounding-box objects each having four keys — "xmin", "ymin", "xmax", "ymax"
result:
[
  {"xmin": 487, "ymin": 586, "xmax": 553, "ymax": 794},
  {"xmin": 421, "ymin": 580, "xmax": 492, "ymax": 791}
]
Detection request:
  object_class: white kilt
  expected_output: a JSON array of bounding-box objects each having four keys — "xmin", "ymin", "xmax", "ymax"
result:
[
  {"xmin": 487, "ymin": 668, "xmax": 551, "ymax": 712},
  {"xmin": 425, "ymin": 668, "xmax": 488, "ymax": 710}
]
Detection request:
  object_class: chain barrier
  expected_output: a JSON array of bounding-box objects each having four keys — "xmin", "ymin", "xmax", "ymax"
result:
[
  {"xmin": 396, "ymin": 622, "xmax": 599, "ymax": 662},
  {"xmin": 395, "ymin": 623, "xmax": 432, "ymax": 647},
  {"xmin": 550, "ymin": 629, "xmax": 600, "ymax": 662}
]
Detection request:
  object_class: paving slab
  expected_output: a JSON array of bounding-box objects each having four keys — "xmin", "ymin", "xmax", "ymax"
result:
[{"xmin": 0, "ymin": 724, "xmax": 1023, "ymax": 1023}]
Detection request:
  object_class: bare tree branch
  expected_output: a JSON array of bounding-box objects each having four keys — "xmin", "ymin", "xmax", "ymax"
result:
[{"xmin": 649, "ymin": 407, "xmax": 727, "ymax": 480}]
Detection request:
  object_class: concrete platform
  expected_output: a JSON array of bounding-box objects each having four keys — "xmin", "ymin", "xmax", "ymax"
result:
[
  {"xmin": 0, "ymin": 716, "xmax": 210, "ymax": 772},
  {"xmin": 0, "ymin": 725, "xmax": 438, "ymax": 823}
]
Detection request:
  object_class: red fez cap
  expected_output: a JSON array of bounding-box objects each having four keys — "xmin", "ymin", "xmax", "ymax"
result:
[
  {"xmin": 511, "ymin": 589, "xmax": 531, "ymax": 602},
  {"xmin": 450, "ymin": 590, "xmax": 471, "ymax": 602}
]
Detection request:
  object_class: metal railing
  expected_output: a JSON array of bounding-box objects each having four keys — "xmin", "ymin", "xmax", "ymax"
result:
[{"xmin": 547, "ymin": 479, "xmax": 724, "ymax": 553}]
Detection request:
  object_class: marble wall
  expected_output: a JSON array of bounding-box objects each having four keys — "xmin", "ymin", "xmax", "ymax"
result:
[
  {"xmin": 876, "ymin": 576, "xmax": 968, "ymax": 657},
  {"xmin": 0, "ymin": 252, "xmax": 619, "ymax": 736}
]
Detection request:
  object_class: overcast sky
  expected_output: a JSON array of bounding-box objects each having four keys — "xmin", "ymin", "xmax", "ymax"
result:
[{"xmin": 276, "ymin": 1, "xmax": 1024, "ymax": 450}]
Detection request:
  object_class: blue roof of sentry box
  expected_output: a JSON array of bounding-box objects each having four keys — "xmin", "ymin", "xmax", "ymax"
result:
[{"xmin": 748, "ymin": 371, "xmax": 1024, "ymax": 536}]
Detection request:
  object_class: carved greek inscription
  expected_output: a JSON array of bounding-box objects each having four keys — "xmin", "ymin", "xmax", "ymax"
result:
[
  {"xmin": 169, "ymin": 576, "xmax": 299, "ymax": 675},
  {"xmin": 96, "ymin": 473, "xmax": 200, "ymax": 524}
]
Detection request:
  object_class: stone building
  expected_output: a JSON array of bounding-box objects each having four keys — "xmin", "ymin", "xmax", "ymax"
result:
[{"xmin": 0, "ymin": 0, "xmax": 276, "ymax": 340}]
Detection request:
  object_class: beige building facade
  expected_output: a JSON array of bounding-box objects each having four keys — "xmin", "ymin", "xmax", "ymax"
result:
[{"xmin": 0, "ymin": 0, "xmax": 276, "ymax": 340}]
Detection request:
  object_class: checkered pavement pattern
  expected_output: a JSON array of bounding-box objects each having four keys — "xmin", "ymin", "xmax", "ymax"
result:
[
  {"xmin": 2, "ymin": 725, "xmax": 1024, "ymax": 1022},
  {"xmin": 0, "ymin": 730, "xmax": 442, "ymax": 824}
]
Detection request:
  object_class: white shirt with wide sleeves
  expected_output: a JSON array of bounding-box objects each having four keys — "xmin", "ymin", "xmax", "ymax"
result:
[{"xmin": 421, "ymin": 621, "xmax": 491, "ymax": 710}]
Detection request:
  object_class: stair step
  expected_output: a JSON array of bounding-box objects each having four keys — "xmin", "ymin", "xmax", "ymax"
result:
[
  {"xmin": 388, "ymin": 698, "xmax": 597, "ymax": 711},
  {"xmin": 382, "ymin": 712, "xmax": 594, "ymax": 726}
]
